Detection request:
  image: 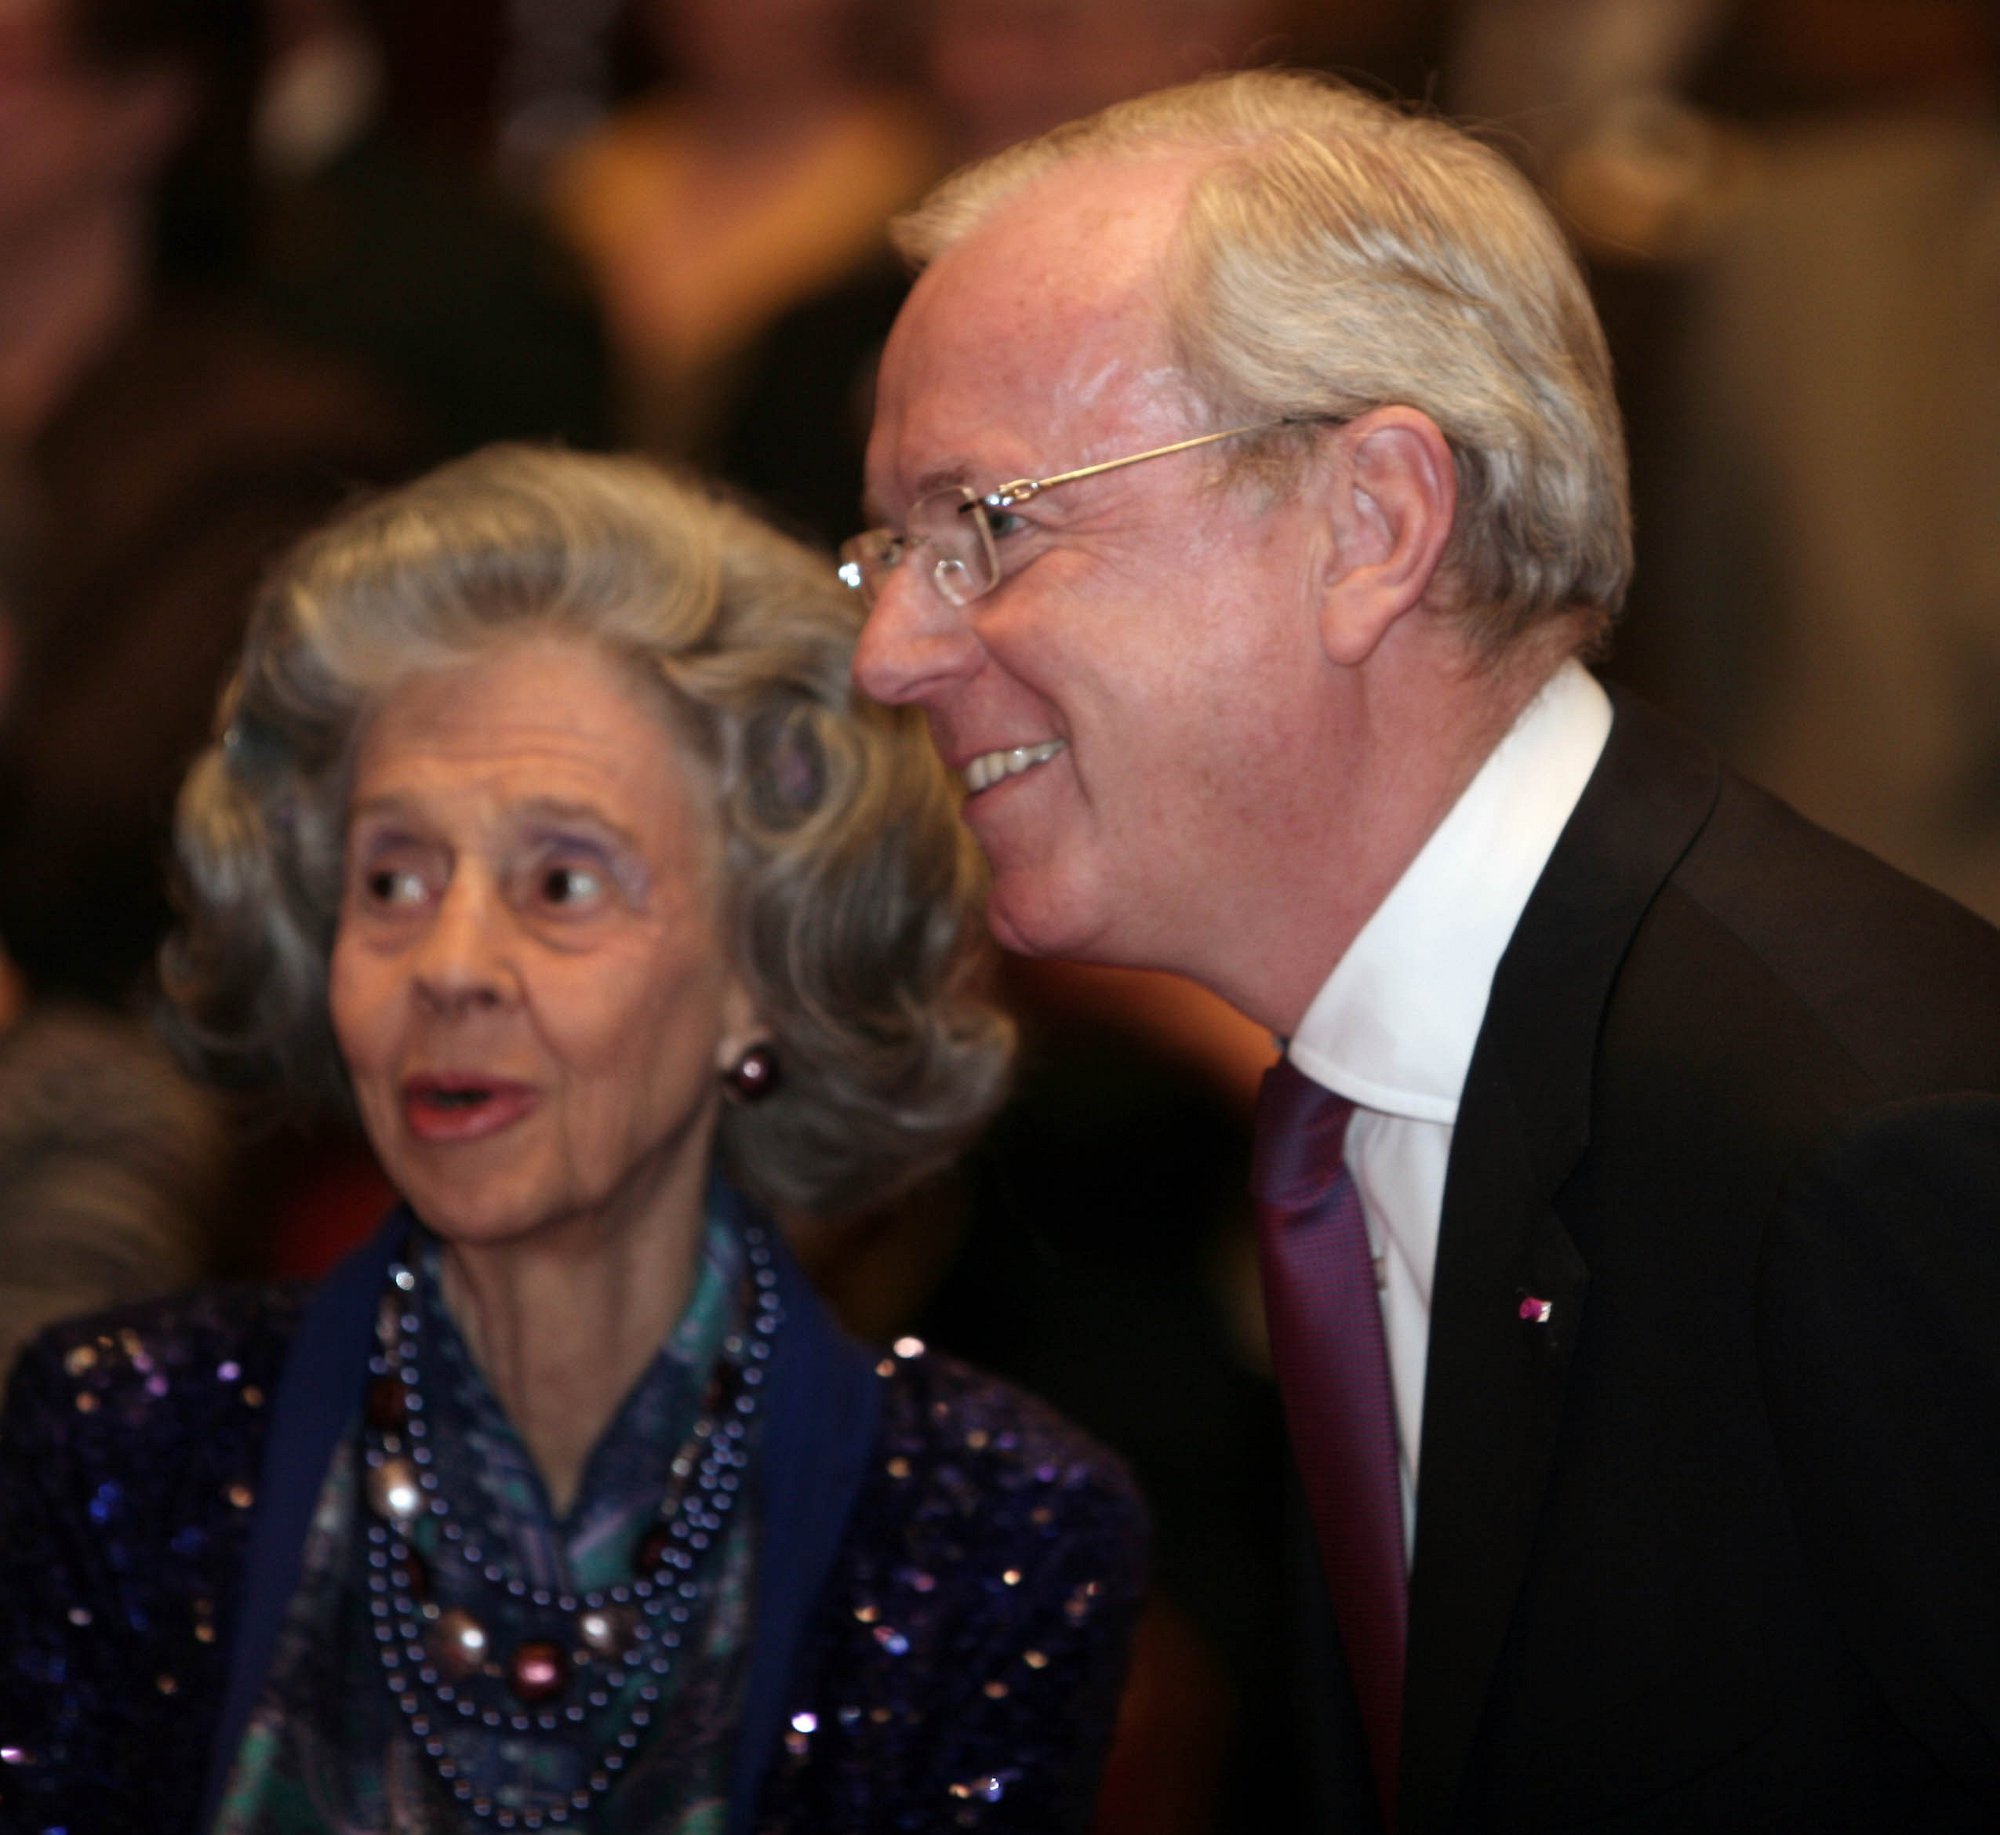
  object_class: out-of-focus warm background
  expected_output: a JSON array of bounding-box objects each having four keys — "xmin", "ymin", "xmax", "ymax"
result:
[{"xmin": 0, "ymin": 1, "xmax": 1992, "ymax": 1826}]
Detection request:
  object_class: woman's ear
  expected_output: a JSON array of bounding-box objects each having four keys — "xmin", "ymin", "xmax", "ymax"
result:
[
  {"xmin": 1314, "ymin": 407, "xmax": 1458, "ymax": 668},
  {"xmin": 714, "ymin": 977, "xmax": 767, "ymax": 1077}
]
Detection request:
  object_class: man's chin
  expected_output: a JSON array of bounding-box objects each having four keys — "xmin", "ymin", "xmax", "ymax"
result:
[{"xmin": 986, "ymin": 877, "xmax": 1113, "ymax": 966}]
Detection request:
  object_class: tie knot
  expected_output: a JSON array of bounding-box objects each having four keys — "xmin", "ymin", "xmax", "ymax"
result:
[{"xmin": 1251, "ymin": 1058, "xmax": 1356, "ymax": 1207}]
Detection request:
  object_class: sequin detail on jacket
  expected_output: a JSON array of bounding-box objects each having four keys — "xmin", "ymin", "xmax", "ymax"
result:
[{"xmin": 0, "ymin": 1288, "xmax": 1146, "ymax": 1834}]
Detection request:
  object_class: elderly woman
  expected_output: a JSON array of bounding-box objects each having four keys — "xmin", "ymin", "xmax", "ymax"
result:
[{"xmin": 0, "ymin": 448, "xmax": 1143, "ymax": 1833}]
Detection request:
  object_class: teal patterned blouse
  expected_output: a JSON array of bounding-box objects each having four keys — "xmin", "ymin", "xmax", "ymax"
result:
[{"xmin": 213, "ymin": 1212, "xmax": 760, "ymax": 1833}]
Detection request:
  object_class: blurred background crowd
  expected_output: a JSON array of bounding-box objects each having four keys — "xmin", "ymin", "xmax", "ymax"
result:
[{"xmin": 0, "ymin": 0, "xmax": 1992, "ymax": 1827}]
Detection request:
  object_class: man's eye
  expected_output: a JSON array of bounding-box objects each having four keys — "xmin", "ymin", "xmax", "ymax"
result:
[{"xmin": 984, "ymin": 508, "xmax": 1029, "ymax": 541}]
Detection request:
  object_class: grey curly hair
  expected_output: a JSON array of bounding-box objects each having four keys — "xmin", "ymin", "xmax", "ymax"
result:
[
  {"xmin": 895, "ymin": 68, "xmax": 1631, "ymax": 657},
  {"xmin": 163, "ymin": 445, "xmax": 1011, "ymax": 1216}
]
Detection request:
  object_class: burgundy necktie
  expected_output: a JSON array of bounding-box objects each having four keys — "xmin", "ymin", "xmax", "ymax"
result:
[{"xmin": 1253, "ymin": 1057, "xmax": 1407, "ymax": 1825}]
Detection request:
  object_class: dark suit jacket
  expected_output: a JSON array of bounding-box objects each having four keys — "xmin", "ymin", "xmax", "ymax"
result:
[{"xmin": 1298, "ymin": 690, "xmax": 2000, "ymax": 1832}]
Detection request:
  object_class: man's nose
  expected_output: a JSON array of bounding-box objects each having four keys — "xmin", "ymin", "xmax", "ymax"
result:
[
  {"xmin": 413, "ymin": 874, "xmax": 516, "ymax": 1010},
  {"xmin": 851, "ymin": 565, "xmax": 981, "ymax": 707}
]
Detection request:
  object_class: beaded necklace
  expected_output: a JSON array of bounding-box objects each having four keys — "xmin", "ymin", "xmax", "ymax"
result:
[{"xmin": 359, "ymin": 1222, "xmax": 780, "ymax": 1830}]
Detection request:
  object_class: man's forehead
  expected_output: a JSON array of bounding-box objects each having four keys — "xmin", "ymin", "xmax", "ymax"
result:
[
  {"xmin": 872, "ymin": 156, "xmax": 1205, "ymax": 491},
  {"xmin": 920, "ymin": 155, "xmax": 1199, "ymax": 328}
]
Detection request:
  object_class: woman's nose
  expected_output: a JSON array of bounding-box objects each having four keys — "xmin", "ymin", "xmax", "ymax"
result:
[{"xmin": 411, "ymin": 875, "xmax": 516, "ymax": 1009}]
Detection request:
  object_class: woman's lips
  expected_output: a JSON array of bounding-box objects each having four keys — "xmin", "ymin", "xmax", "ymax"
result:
[{"xmin": 401, "ymin": 1077, "xmax": 539, "ymax": 1143}]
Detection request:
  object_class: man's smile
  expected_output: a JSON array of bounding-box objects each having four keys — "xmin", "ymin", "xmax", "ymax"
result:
[{"xmin": 963, "ymin": 738, "xmax": 1067, "ymax": 795}]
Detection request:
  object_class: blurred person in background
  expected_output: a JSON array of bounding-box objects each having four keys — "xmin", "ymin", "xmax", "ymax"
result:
[
  {"xmin": 0, "ymin": 444, "xmax": 1143, "ymax": 1832},
  {"xmin": 1618, "ymin": 0, "xmax": 2000, "ymax": 923},
  {"xmin": 0, "ymin": 434, "xmax": 221, "ymax": 1385},
  {"xmin": 717, "ymin": 0, "xmax": 1286, "ymax": 549},
  {"xmin": 0, "ymin": 1004, "xmax": 222, "ymax": 1377},
  {"xmin": 544, "ymin": 0, "xmax": 934, "ymax": 459},
  {"xmin": 0, "ymin": 0, "xmax": 414, "ymax": 1012},
  {"xmin": 252, "ymin": 0, "xmax": 616, "ymax": 459},
  {"xmin": 1449, "ymin": 0, "xmax": 2000, "ymax": 923}
]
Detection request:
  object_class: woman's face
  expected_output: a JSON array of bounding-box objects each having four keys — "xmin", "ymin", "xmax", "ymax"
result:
[{"xmin": 329, "ymin": 636, "xmax": 757, "ymax": 1254}]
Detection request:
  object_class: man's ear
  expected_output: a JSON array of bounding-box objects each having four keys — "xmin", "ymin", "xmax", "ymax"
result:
[{"xmin": 1315, "ymin": 407, "xmax": 1457, "ymax": 668}]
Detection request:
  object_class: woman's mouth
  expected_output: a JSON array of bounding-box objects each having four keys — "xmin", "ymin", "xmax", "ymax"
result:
[{"xmin": 401, "ymin": 1077, "xmax": 538, "ymax": 1143}]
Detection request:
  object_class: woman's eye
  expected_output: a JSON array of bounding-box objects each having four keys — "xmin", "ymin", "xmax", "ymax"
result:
[
  {"xmin": 985, "ymin": 508, "xmax": 1029, "ymax": 542},
  {"xmin": 364, "ymin": 865, "xmax": 426, "ymax": 907},
  {"xmin": 539, "ymin": 862, "xmax": 605, "ymax": 907}
]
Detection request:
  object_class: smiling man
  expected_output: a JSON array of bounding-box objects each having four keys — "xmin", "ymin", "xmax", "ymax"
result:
[{"xmin": 845, "ymin": 69, "xmax": 2000, "ymax": 1834}]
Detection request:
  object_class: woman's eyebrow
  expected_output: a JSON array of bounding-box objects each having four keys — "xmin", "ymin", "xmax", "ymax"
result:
[
  {"xmin": 509, "ymin": 797, "xmax": 651, "ymax": 855},
  {"xmin": 344, "ymin": 793, "xmax": 424, "ymax": 829}
]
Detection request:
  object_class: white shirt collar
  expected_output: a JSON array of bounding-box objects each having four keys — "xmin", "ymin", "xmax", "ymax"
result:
[{"xmin": 1288, "ymin": 662, "xmax": 1612, "ymax": 1123}]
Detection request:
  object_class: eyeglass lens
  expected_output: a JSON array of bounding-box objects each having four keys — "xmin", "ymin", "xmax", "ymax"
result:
[
  {"xmin": 842, "ymin": 489, "xmax": 999, "ymax": 608},
  {"xmin": 916, "ymin": 490, "xmax": 996, "ymax": 607}
]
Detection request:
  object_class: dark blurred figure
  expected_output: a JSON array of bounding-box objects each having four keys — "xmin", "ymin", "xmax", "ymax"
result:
[
  {"xmin": 544, "ymin": 0, "xmax": 934, "ymax": 458},
  {"xmin": 0, "ymin": 0, "xmax": 415, "ymax": 1011},
  {"xmin": 252, "ymin": 0, "xmax": 614, "ymax": 457},
  {"xmin": 921, "ymin": 966, "xmax": 1288, "ymax": 1835},
  {"xmin": 1629, "ymin": 0, "xmax": 2000, "ymax": 921},
  {"xmin": 1450, "ymin": 0, "xmax": 2000, "ymax": 922},
  {"xmin": 716, "ymin": 0, "xmax": 1284, "ymax": 548},
  {"xmin": 0, "ymin": 1005, "xmax": 222, "ymax": 1379},
  {"xmin": 0, "ymin": 458, "xmax": 223, "ymax": 1383}
]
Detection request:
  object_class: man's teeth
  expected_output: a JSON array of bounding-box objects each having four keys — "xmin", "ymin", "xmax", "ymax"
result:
[{"xmin": 964, "ymin": 740, "xmax": 1066, "ymax": 794}]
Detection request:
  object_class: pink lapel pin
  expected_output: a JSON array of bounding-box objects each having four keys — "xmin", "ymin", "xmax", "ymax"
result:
[{"xmin": 1518, "ymin": 1296, "xmax": 1554, "ymax": 1325}]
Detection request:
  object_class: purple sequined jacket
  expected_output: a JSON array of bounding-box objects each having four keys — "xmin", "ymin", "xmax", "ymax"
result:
[{"xmin": 0, "ymin": 1202, "xmax": 1146, "ymax": 1835}]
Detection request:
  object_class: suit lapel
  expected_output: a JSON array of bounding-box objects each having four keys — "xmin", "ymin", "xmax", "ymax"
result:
[{"xmin": 1396, "ymin": 691, "xmax": 1720, "ymax": 1833}]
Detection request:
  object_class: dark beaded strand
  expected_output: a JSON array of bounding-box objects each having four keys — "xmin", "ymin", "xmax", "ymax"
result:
[{"xmin": 360, "ymin": 1226, "xmax": 780, "ymax": 1827}]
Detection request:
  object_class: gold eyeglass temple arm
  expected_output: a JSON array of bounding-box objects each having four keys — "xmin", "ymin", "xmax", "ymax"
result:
[{"xmin": 980, "ymin": 422, "xmax": 1285, "ymax": 510}]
